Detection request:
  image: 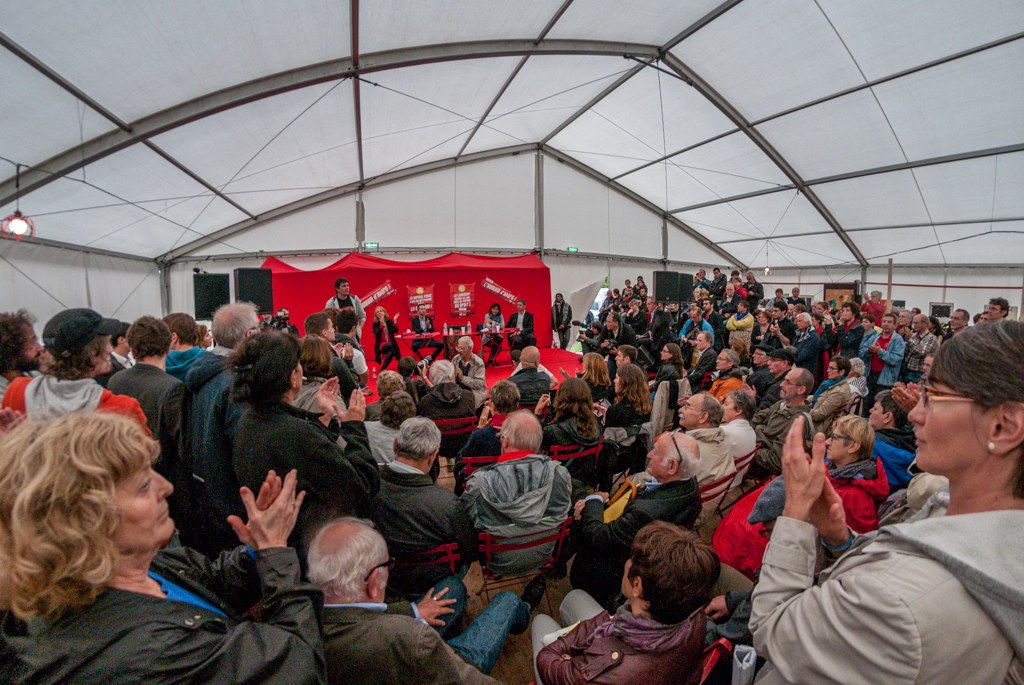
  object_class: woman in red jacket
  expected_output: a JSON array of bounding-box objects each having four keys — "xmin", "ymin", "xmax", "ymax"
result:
[{"xmin": 714, "ymin": 414, "xmax": 887, "ymax": 580}]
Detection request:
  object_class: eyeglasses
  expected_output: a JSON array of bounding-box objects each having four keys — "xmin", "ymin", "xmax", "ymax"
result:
[
  {"xmin": 920, "ymin": 383, "xmax": 975, "ymax": 408},
  {"xmin": 364, "ymin": 558, "xmax": 394, "ymax": 581},
  {"xmin": 680, "ymin": 404, "xmax": 701, "ymax": 413},
  {"xmin": 828, "ymin": 432, "xmax": 851, "ymax": 443}
]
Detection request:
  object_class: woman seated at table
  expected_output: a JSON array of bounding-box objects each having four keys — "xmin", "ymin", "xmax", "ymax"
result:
[
  {"xmin": 533, "ymin": 522, "xmax": 717, "ymax": 685},
  {"xmin": 0, "ymin": 412, "xmax": 323, "ymax": 683},
  {"xmin": 372, "ymin": 305, "xmax": 401, "ymax": 370},
  {"xmin": 481, "ymin": 302, "xmax": 504, "ymax": 365},
  {"xmin": 561, "ymin": 352, "xmax": 614, "ymax": 404}
]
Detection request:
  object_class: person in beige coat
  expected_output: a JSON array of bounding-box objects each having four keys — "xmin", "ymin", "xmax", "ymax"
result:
[
  {"xmin": 808, "ymin": 355, "xmax": 853, "ymax": 436},
  {"xmin": 748, "ymin": 321, "xmax": 1024, "ymax": 685},
  {"xmin": 679, "ymin": 393, "xmax": 736, "ymax": 518}
]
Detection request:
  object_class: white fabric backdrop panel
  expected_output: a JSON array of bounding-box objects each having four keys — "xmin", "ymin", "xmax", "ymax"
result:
[
  {"xmin": 84, "ymin": 254, "xmax": 161, "ymax": 322},
  {"xmin": 453, "ymin": 155, "xmax": 535, "ymax": 250},
  {"xmin": 608, "ymin": 193, "xmax": 663, "ymax": 260},
  {"xmin": 666, "ymin": 224, "xmax": 738, "ymax": 269},
  {"xmin": 188, "ymin": 195, "xmax": 358, "ymax": 257},
  {"xmin": 543, "ymin": 255, "xmax": 609, "ymax": 344},
  {"xmin": 363, "ymin": 169, "xmax": 457, "ymax": 248},
  {"xmin": 0, "ymin": 242, "xmax": 161, "ymax": 325},
  {"xmin": 543, "ymin": 158, "xmax": 609, "ymax": 254}
]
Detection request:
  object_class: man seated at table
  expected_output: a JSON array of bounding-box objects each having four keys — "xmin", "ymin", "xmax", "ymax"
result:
[
  {"xmin": 411, "ymin": 304, "xmax": 444, "ymax": 363},
  {"xmin": 506, "ymin": 299, "xmax": 536, "ymax": 351}
]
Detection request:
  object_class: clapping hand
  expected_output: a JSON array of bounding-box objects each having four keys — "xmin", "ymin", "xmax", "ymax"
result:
[
  {"xmin": 338, "ymin": 389, "xmax": 366, "ymax": 423},
  {"xmin": 891, "ymin": 382, "xmax": 921, "ymax": 414},
  {"xmin": 316, "ymin": 376, "xmax": 341, "ymax": 423},
  {"xmin": 228, "ymin": 469, "xmax": 306, "ymax": 551},
  {"xmin": 780, "ymin": 418, "xmax": 849, "ymax": 546}
]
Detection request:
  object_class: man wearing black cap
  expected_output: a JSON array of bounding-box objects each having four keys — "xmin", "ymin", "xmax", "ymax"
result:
[
  {"xmin": 746, "ymin": 344, "xmax": 774, "ymax": 398},
  {"xmin": 758, "ymin": 348, "xmax": 795, "ymax": 411},
  {"xmin": 1, "ymin": 308, "xmax": 147, "ymax": 429}
]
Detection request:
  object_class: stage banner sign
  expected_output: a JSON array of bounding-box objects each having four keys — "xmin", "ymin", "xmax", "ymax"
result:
[
  {"xmin": 407, "ymin": 285, "xmax": 434, "ymax": 316},
  {"xmin": 362, "ymin": 279, "xmax": 396, "ymax": 308},
  {"xmin": 481, "ymin": 276, "xmax": 519, "ymax": 306},
  {"xmin": 450, "ymin": 283, "xmax": 475, "ymax": 317}
]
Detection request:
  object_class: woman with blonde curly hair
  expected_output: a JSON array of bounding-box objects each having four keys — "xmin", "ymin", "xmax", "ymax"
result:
[{"xmin": 0, "ymin": 411, "xmax": 324, "ymax": 684}]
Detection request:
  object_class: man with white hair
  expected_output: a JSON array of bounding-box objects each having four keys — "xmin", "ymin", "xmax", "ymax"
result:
[
  {"xmin": 793, "ymin": 312, "xmax": 821, "ymax": 379},
  {"xmin": 418, "ymin": 359, "xmax": 477, "ymax": 422},
  {"xmin": 567, "ymin": 431, "xmax": 703, "ymax": 611},
  {"xmin": 311, "ymin": 517, "xmax": 535, "ymax": 684},
  {"xmin": 371, "ymin": 417, "xmax": 478, "ymax": 637},
  {"xmin": 459, "ymin": 411, "xmax": 572, "ymax": 577},
  {"xmin": 678, "ymin": 394, "xmax": 737, "ymax": 511},
  {"xmin": 454, "ymin": 336, "xmax": 486, "ymax": 408}
]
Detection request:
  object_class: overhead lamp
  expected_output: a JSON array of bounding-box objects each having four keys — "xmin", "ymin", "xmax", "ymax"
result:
[
  {"xmin": 764, "ymin": 266, "xmax": 771, "ymax": 276},
  {"xmin": 1, "ymin": 164, "xmax": 35, "ymax": 241}
]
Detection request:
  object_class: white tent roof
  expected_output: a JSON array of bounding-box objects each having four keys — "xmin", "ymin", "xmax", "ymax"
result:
[{"xmin": 2, "ymin": 0, "xmax": 1022, "ymax": 268}]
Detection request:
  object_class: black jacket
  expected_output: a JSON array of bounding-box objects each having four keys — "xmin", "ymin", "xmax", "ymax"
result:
[
  {"xmin": 647, "ymin": 308, "xmax": 674, "ymax": 349},
  {"xmin": 232, "ymin": 404, "xmax": 381, "ymax": 551},
  {"xmin": 758, "ymin": 371, "xmax": 787, "ymax": 411},
  {"xmin": 687, "ymin": 347, "xmax": 717, "ymax": 390},
  {"xmin": 372, "ymin": 466, "xmax": 479, "ymax": 596},
  {"xmin": 1, "ymin": 546, "xmax": 325, "ymax": 685},
  {"xmin": 570, "ymin": 479, "xmax": 702, "ymax": 607},
  {"xmin": 508, "ymin": 367, "xmax": 551, "ymax": 407},
  {"xmin": 507, "ymin": 311, "xmax": 534, "ymax": 335},
  {"xmin": 597, "ymin": 323, "xmax": 636, "ymax": 355},
  {"xmin": 834, "ymin": 322, "xmax": 865, "ymax": 360},
  {"xmin": 372, "ymin": 318, "xmax": 400, "ymax": 359}
]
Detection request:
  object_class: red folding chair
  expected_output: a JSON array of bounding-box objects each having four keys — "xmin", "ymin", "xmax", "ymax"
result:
[
  {"xmin": 461, "ymin": 454, "xmax": 501, "ymax": 478},
  {"xmin": 701, "ymin": 638, "xmax": 734, "ymax": 684},
  {"xmin": 477, "ymin": 517, "xmax": 573, "ymax": 615},
  {"xmin": 548, "ymin": 437, "xmax": 604, "ymax": 467},
  {"xmin": 434, "ymin": 416, "xmax": 477, "ymax": 473},
  {"xmin": 700, "ymin": 470, "xmax": 736, "ymax": 511},
  {"xmin": 715, "ymin": 446, "xmax": 759, "ymax": 518},
  {"xmin": 393, "ymin": 542, "xmax": 461, "ymax": 576}
]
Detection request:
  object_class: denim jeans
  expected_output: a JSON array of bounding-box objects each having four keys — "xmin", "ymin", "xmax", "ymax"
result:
[
  {"xmin": 448, "ymin": 591, "xmax": 531, "ymax": 675},
  {"xmin": 394, "ymin": 571, "xmax": 469, "ymax": 639}
]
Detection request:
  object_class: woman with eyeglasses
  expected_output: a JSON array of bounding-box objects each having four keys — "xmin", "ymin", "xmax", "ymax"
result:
[
  {"xmin": 748, "ymin": 320, "xmax": 1024, "ymax": 685},
  {"xmin": 0, "ymin": 412, "xmax": 324, "ymax": 684}
]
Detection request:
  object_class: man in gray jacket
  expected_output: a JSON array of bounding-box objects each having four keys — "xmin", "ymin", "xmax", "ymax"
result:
[{"xmin": 459, "ymin": 411, "xmax": 572, "ymax": 576}]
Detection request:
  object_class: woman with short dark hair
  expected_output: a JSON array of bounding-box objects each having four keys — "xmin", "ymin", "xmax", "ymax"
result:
[
  {"xmin": 535, "ymin": 522, "xmax": 719, "ymax": 685},
  {"xmin": 231, "ymin": 332, "xmax": 379, "ymax": 553}
]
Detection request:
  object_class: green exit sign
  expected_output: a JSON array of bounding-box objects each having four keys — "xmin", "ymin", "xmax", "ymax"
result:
[
  {"xmin": 567, "ymin": 246, "xmax": 579, "ymax": 252},
  {"xmin": 365, "ymin": 242, "xmax": 379, "ymax": 249}
]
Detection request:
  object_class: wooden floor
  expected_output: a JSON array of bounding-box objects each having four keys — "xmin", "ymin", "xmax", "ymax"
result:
[{"xmin": 435, "ymin": 459, "xmax": 750, "ymax": 685}]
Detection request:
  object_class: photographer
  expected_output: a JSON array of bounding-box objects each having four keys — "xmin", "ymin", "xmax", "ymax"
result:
[{"xmin": 263, "ymin": 308, "xmax": 299, "ymax": 336}]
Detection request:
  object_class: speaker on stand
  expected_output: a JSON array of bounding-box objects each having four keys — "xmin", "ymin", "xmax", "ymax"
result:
[{"xmin": 193, "ymin": 273, "xmax": 230, "ymax": 321}]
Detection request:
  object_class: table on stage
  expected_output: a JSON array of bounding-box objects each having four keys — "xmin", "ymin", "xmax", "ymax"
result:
[{"xmin": 394, "ymin": 328, "xmax": 520, "ymax": 362}]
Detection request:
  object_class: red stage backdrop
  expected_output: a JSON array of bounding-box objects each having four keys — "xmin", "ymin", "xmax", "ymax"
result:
[{"xmin": 261, "ymin": 252, "xmax": 553, "ymax": 351}]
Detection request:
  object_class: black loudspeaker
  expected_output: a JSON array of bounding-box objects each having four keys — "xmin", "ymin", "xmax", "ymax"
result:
[
  {"xmin": 193, "ymin": 274, "xmax": 230, "ymax": 320},
  {"xmin": 234, "ymin": 268, "xmax": 274, "ymax": 314},
  {"xmin": 678, "ymin": 273, "xmax": 694, "ymax": 302},
  {"xmin": 653, "ymin": 271, "xmax": 680, "ymax": 303}
]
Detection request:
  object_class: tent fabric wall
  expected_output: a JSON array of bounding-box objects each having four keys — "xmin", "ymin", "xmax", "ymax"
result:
[{"xmin": 0, "ymin": 241, "xmax": 161, "ymax": 327}]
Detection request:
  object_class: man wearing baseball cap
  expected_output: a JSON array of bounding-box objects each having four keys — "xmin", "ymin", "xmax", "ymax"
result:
[
  {"xmin": 1, "ymin": 308, "xmax": 148, "ymax": 430},
  {"xmin": 757, "ymin": 347, "xmax": 795, "ymax": 411}
]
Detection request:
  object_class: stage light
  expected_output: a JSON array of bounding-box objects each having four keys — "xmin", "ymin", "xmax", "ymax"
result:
[{"xmin": 1, "ymin": 211, "xmax": 34, "ymax": 240}]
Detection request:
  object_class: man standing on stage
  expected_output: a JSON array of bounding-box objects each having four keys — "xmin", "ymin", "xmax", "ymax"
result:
[
  {"xmin": 326, "ymin": 277, "xmax": 366, "ymax": 337},
  {"xmin": 551, "ymin": 294, "xmax": 572, "ymax": 350}
]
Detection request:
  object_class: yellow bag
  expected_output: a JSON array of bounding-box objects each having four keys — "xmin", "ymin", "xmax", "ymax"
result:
[{"xmin": 603, "ymin": 481, "xmax": 637, "ymax": 522}]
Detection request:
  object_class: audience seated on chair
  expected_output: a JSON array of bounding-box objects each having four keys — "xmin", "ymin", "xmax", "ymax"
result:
[
  {"xmin": 396, "ymin": 355, "xmax": 427, "ymax": 404},
  {"xmin": 508, "ymin": 346, "xmax": 555, "ymax": 407},
  {"xmin": 867, "ymin": 389, "xmax": 917, "ymax": 490},
  {"xmin": 568, "ymin": 431, "xmax": 702, "ymax": 611},
  {"xmin": 292, "ymin": 335, "xmax": 349, "ymax": 416},
  {"xmin": 751, "ymin": 368, "xmax": 814, "ymax": 475},
  {"xmin": 686, "ymin": 331, "xmax": 717, "ymax": 392},
  {"xmin": 676, "ymin": 393, "xmax": 737, "ymax": 516},
  {"xmin": 809, "ymin": 355, "xmax": 852, "ymax": 435},
  {"xmin": 707, "ymin": 349, "xmax": 745, "ymax": 402},
  {"xmin": 310, "ymin": 517, "xmax": 537, "ymax": 684},
  {"xmin": 456, "ymin": 380, "xmax": 520, "ymax": 486},
  {"xmin": 537, "ymin": 377, "xmax": 601, "ymax": 486},
  {"xmin": 418, "ymin": 359, "xmax": 477, "ymax": 423},
  {"xmin": 372, "ymin": 417, "xmax": 479, "ymax": 637},
  {"xmin": 364, "ymin": 369, "xmax": 405, "ymax": 422},
  {"xmin": 454, "ymin": 335, "xmax": 487, "ymax": 408},
  {"xmin": 721, "ymin": 390, "xmax": 757, "ymax": 475},
  {"xmin": 364, "ymin": 390, "xmax": 417, "ymax": 465},
  {"xmin": 459, "ymin": 411, "xmax": 572, "ymax": 576},
  {"xmin": 534, "ymin": 522, "xmax": 718, "ymax": 685}
]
